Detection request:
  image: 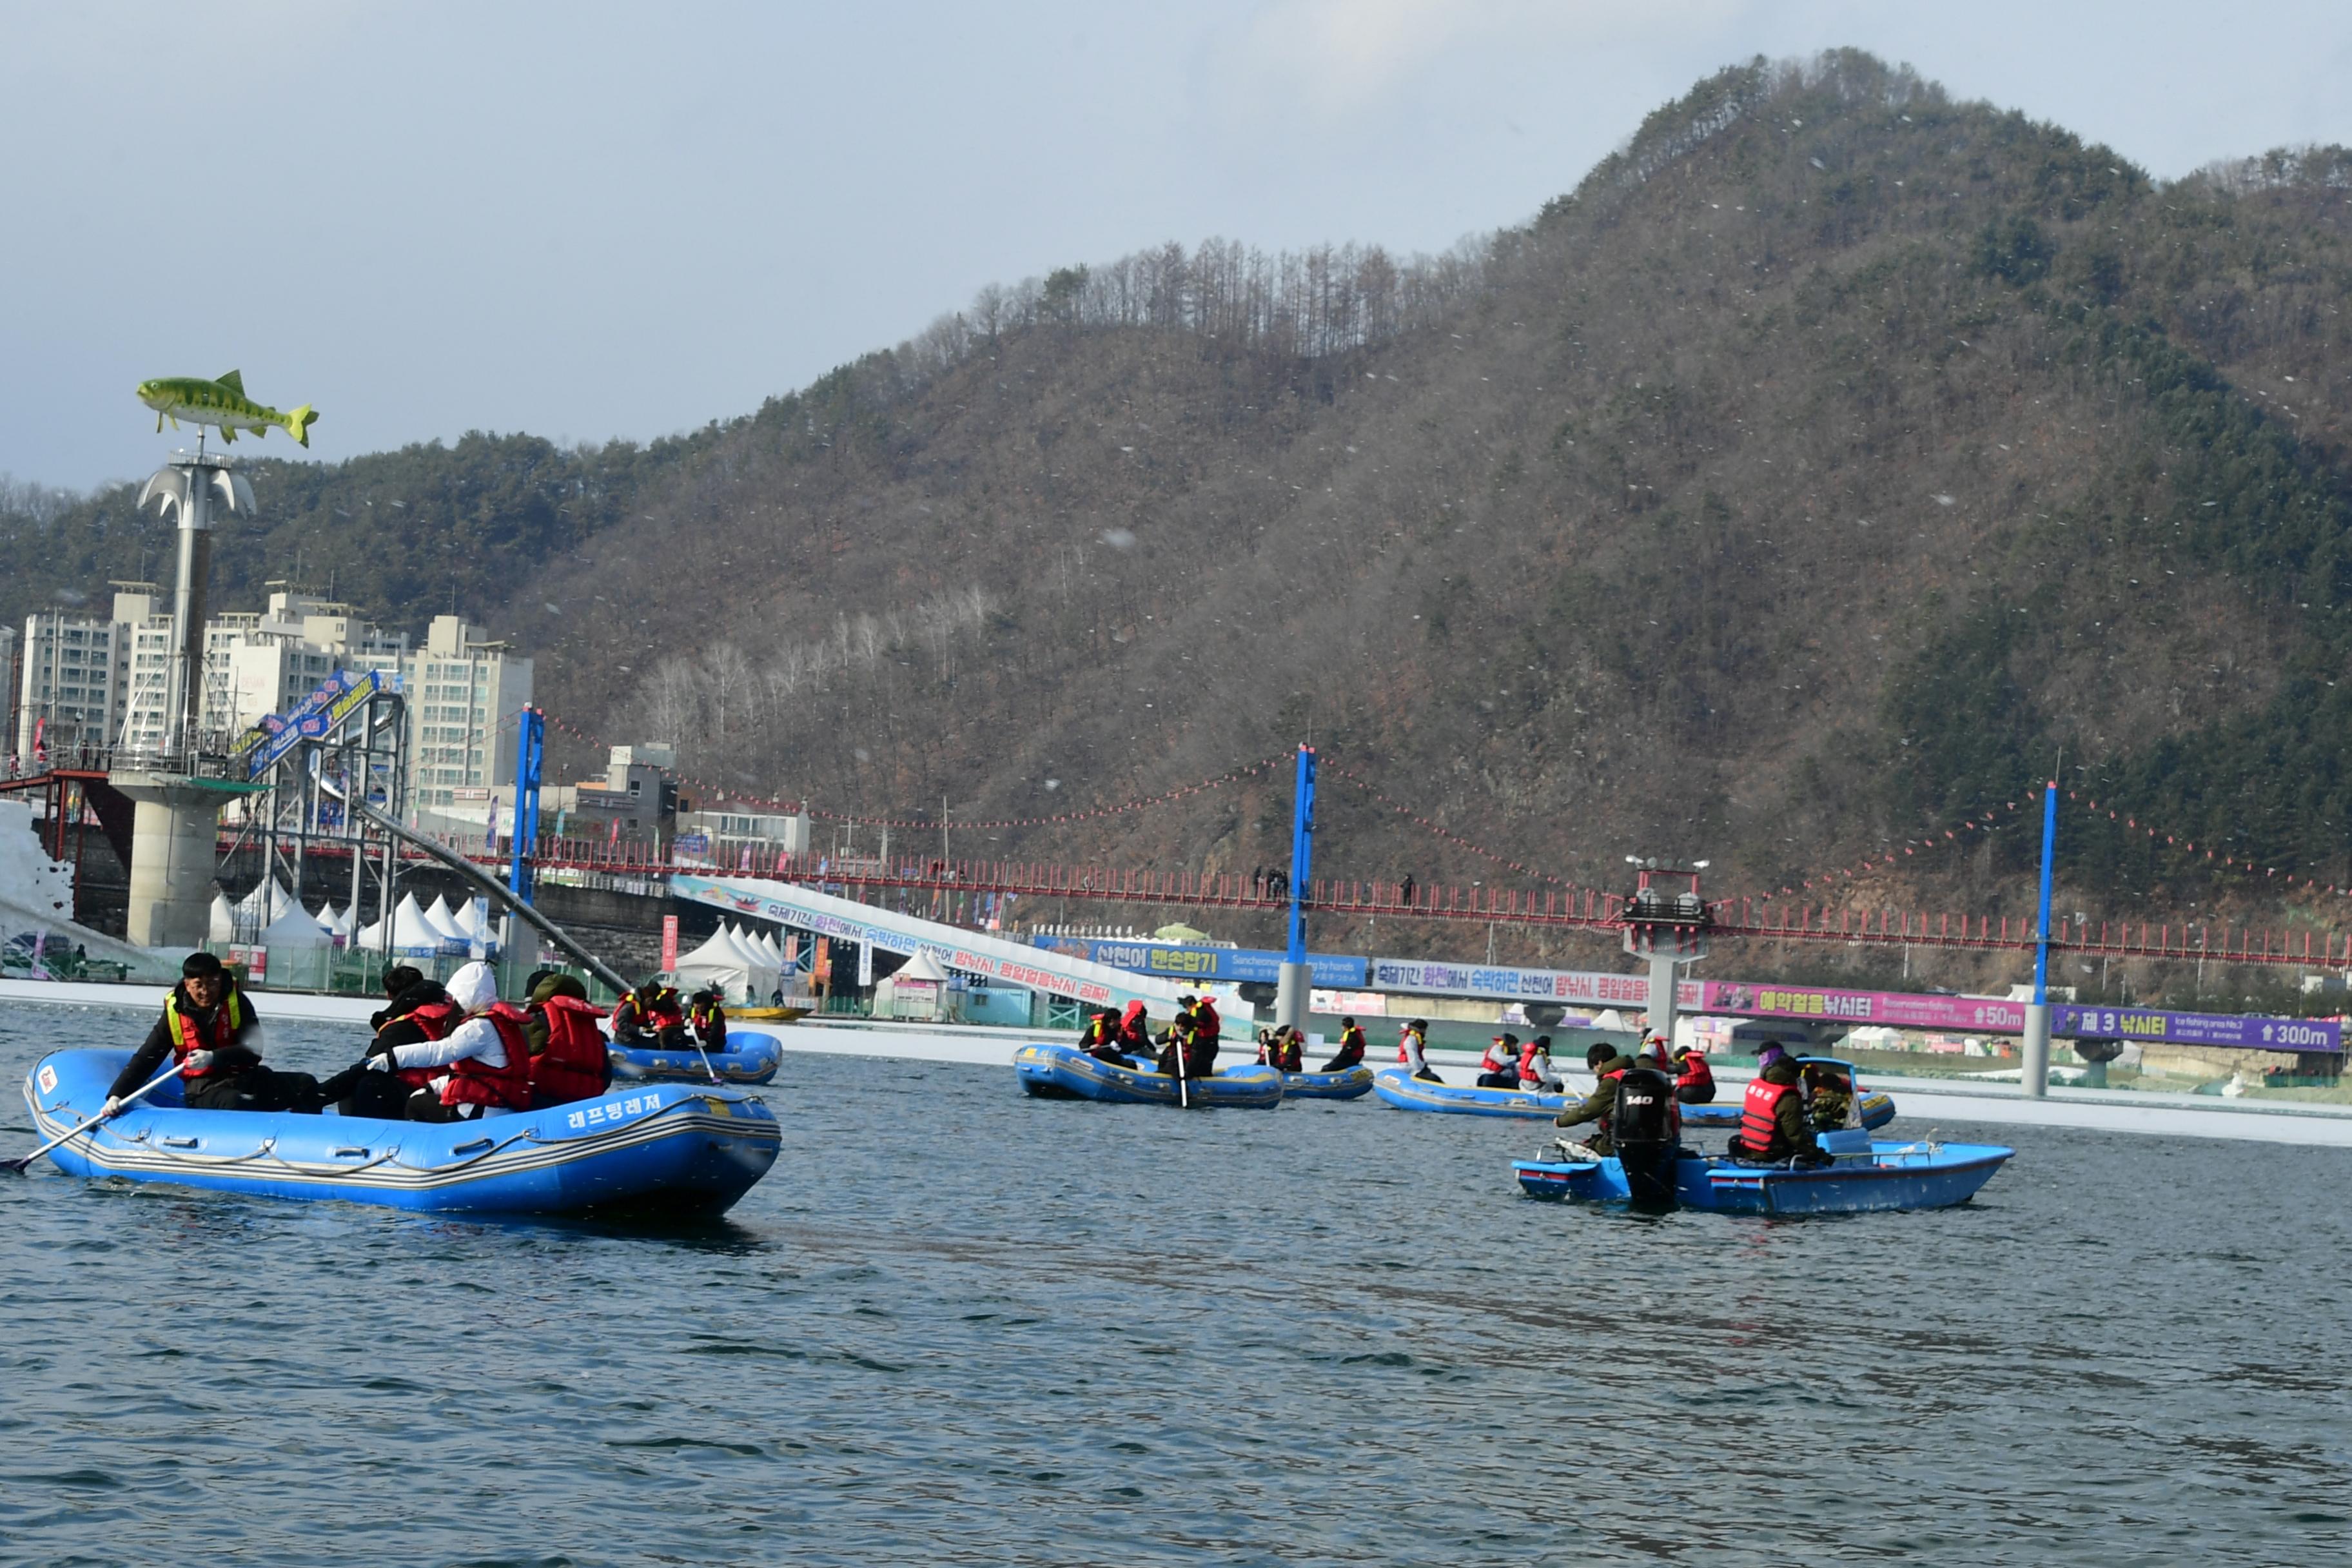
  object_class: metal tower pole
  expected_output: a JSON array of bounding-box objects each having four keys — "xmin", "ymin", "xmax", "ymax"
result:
[
  {"xmin": 508, "ymin": 706, "xmax": 543, "ymax": 905},
  {"xmin": 2022, "ymin": 778, "xmax": 2059, "ymax": 1098},
  {"xmin": 1275, "ymin": 744, "xmax": 1317, "ymax": 1034}
]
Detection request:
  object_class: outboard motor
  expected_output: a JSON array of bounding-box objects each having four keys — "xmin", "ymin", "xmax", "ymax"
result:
[{"xmin": 1609, "ymin": 1064, "xmax": 1681, "ymax": 1211}]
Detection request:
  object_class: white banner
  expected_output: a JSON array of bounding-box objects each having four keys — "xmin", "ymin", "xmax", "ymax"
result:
[{"xmin": 1369, "ymin": 957, "xmax": 1669, "ymax": 1006}]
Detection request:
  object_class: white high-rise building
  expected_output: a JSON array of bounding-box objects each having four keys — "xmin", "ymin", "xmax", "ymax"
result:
[
  {"xmin": 404, "ymin": 614, "xmax": 533, "ymax": 810},
  {"xmin": 14, "ymin": 587, "xmax": 142, "ymax": 763},
  {"xmin": 17, "ymin": 584, "xmax": 531, "ymax": 810},
  {"xmin": 118, "ymin": 587, "xmax": 411, "ymax": 752}
]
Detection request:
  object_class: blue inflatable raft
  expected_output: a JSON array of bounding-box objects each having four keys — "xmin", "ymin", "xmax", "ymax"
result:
[
  {"xmin": 1277, "ymin": 1065, "xmax": 1374, "ymax": 1100},
  {"xmin": 22, "ymin": 1048, "xmax": 781, "ymax": 1216},
  {"xmin": 609, "ymin": 1028, "xmax": 781, "ymax": 1086},
  {"xmin": 1014, "ymin": 1044, "xmax": 1283, "ymax": 1109},
  {"xmin": 1370, "ymin": 1068, "xmax": 1893, "ymax": 1129},
  {"xmin": 1512, "ymin": 1138, "xmax": 2012, "ymax": 1215}
]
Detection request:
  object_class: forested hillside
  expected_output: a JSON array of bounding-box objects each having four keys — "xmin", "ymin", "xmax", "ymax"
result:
[{"xmin": 13, "ymin": 50, "xmax": 2352, "ymax": 972}]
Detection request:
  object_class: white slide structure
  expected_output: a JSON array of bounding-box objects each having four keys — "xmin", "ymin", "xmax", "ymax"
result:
[{"xmin": 671, "ymin": 874, "xmax": 1217, "ymax": 1013}]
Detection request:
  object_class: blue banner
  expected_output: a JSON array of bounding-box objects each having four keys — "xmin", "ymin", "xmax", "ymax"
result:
[
  {"xmin": 1030, "ymin": 936, "xmax": 1367, "ymax": 988},
  {"xmin": 2055, "ymin": 1006, "xmax": 2340, "ymax": 1053}
]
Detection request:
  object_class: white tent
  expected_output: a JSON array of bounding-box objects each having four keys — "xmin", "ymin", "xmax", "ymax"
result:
[
  {"xmin": 725, "ymin": 924, "xmax": 781, "ymax": 995},
  {"xmin": 674, "ymin": 925, "xmax": 770, "ymax": 1004},
  {"xmin": 896, "ymin": 949, "xmax": 949, "ymax": 983},
  {"xmin": 208, "ymin": 890, "xmax": 238, "ymax": 944},
  {"xmin": 358, "ymin": 892, "xmax": 451, "ymax": 956},
  {"xmin": 261, "ymin": 900, "xmax": 329, "ymax": 950},
  {"xmin": 875, "ymin": 948, "xmax": 949, "ymax": 1020},
  {"xmin": 422, "ymin": 896, "xmax": 470, "ymax": 945},
  {"xmin": 233, "ymin": 877, "xmax": 297, "ymax": 935},
  {"xmin": 453, "ymin": 897, "xmax": 491, "ymax": 941}
]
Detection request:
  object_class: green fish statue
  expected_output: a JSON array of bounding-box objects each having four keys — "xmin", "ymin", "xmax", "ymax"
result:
[{"xmin": 137, "ymin": 370, "xmax": 319, "ymax": 446}]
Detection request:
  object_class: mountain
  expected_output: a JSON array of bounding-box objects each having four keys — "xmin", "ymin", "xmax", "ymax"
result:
[{"xmin": 12, "ymin": 50, "xmax": 2352, "ymax": 988}]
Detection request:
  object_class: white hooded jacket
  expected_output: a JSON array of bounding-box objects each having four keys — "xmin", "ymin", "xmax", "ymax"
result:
[{"xmin": 384, "ymin": 961, "xmax": 509, "ymax": 1083}]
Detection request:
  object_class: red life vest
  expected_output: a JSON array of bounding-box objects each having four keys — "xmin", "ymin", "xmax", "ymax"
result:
[
  {"xmin": 531, "ymin": 995, "xmax": 611, "ymax": 1108},
  {"xmin": 1193, "ymin": 1001, "xmax": 1220, "ymax": 1046},
  {"xmin": 1676, "ymin": 1053, "xmax": 1716, "ymax": 1097},
  {"xmin": 1482, "ymin": 1043, "xmax": 1514, "ymax": 1073},
  {"xmin": 164, "ymin": 988, "xmax": 250, "ymax": 1079},
  {"xmin": 1337, "ymin": 1025, "xmax": 1366, "ymax": 1062},
  {"xmin": 1398, "ymin": 1029, "xmax": 1426, "ymax": 1064},
  {"xmin": 1741, "ymin": 1076, "xmax": 1794, "ymax": 1153},
  {"xmin": 689, "ymin": 999, "xmax": 726, "ymax": 1046},
  {"xmin": 1516, "ymin": 1042, "xmax": 1541, "ymax": 1080},
  {"xmin": 616, "ymin": 987, "xmax": 685, "ymax": 1035},
  {"xmin": 386, "ymin": 997, "xmax": 462, "ymax": 1089},
  {"xmin": 440, "ymin": 1004, "xmax": 535, "ymax": 1112},
  {"xmin": 1279, "ymin": 1037, "xmax": 1302, "ymax": 1072}
]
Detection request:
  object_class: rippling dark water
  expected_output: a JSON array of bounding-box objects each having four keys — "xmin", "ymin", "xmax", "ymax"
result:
[{"xmin": 3, "ymin": 1003, "xmax": 2348, "ymax": 1566}]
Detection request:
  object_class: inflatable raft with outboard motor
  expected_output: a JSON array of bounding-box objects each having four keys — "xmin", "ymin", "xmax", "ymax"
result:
[
  {"xmin": 1014, "ymin": 1044, "xmax": 1283, "ymax": 1108},
  {"xmin": 21, "ymin": 1048, "xmax": 780, "ymax": 1215},
  {"xmin": 1509, "ymin": 1054, "xmax": 1978, "ymax": 1215},
  {"xmin": 609, "ymin": 1028, "xmax": 782, "ymax": 1086},
  {"xmin": 1512, "ymin": 1139, "xmax": 2012, "ymax": 1215}
]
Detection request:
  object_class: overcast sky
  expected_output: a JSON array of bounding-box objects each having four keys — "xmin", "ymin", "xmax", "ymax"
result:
[{"xmin": 6, "ymin": 0, "xmax": 2351, "ymax": 492}]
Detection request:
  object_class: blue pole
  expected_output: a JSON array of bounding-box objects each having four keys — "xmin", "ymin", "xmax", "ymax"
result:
[
  {"xmin": 1287, "ymin": 745, "xmax": 1316, "ymax": 964},
  {"xmin": 2033, "ymin": 778, "xmax": 2057, "ymax": 1004},
  {"xmin": 509, "ymin": 707, "xmax": 543, "ymax": 906}
]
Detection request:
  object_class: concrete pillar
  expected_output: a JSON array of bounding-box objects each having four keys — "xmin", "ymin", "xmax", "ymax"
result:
[
  {"xmin": 2021, "ymin": 1003, "xmax": 2052, "ymax": 1099},
  {"xmin": 1275, "ymin": 960, "xmax": 1310, "ymax": 1035},
  {"xmin": 113, "ymin": 772, "xmax": 226, "ymax": 949},
  {"xmin": 1647, "ymin": 950, "xmax": 1680, "ymax": 1052}
]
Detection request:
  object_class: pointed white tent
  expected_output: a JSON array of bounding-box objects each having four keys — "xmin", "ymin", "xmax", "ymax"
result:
[
  {"xmin": 452, "ymin": 897, "xmax": 491, "ymax": 940},
  {"xmin": 208, "ymin": 890, "xmax": 238, "ymax": 944},
  {"xmin": 421, "ymin": 896, "xmax": 470, "ymax": 945},
  {"xmin": 725, "ymin": 925, "xmax": 781, "ymax": 997},
  {"xmin": 261, "ymin": 900, "xmax": 329, "ymax": 949},
  {"xmin": 364, "ymin": 892, "xmax": 451, "ymax": 954},
  {"xmin": 896, "ymin": 949, "xmax": 949, "ymax": 983},
  {"xmin": 232, "ymin": 877, "xmax": 297, "ymax": 936},
  {"xmin": 674, "ymin": 925, "xmax": 767, "ymax": 1003}
]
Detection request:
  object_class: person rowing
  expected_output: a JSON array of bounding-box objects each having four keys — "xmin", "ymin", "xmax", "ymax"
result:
[{"xmin": 104, "ymin": 952, "xmax": 326, "ymax": 1117}]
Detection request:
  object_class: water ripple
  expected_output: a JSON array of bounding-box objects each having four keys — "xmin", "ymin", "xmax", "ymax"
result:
[{"xmin": 1, "ymin": 1005, "xmax": 2347, "ymax": 1563}]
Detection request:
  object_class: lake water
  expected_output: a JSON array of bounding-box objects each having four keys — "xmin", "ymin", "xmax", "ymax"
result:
[{"xmin": 1, "ymin": 1003, "xmax": 2347, "ymax": 1566}]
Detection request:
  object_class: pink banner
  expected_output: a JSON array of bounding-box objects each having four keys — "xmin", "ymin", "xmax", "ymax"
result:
[{"xmin": 1697, "ymin": 981, "xmax": 2026, "ymax": 1034}]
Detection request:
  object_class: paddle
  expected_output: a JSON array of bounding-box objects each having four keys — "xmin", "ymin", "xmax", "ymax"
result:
[
  {"xmin": 5, "ymin": 1061, "xmax": 181, "ymax": 1174},
  {"xmin": 1173, "ymin": 1023, "xmax": 1190, "ymax": 1110}
]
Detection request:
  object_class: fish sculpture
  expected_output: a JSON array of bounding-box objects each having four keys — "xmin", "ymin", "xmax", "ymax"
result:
[{"xmin": 136, "ymin": 371, "xmax": 319, "ymax": 446}]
